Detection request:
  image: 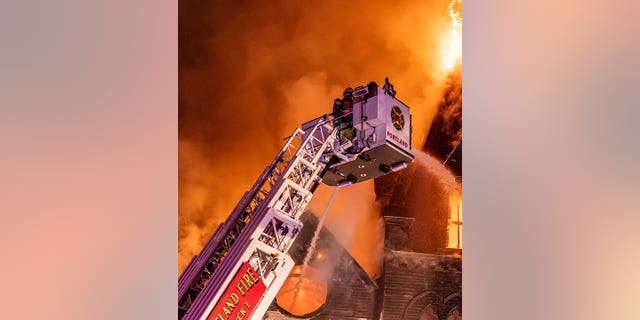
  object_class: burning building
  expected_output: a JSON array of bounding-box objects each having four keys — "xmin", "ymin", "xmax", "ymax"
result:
[
  {"xmin": 265, "ymin": 67, "xmax": 463, "ymax": 320},
  {"xmin": 380, "ymin": 216, "xmax": 461, "ymax": 320},
  {"xmin": 264, "ymin": 150, "xmax": 462, "ymax": 320},
  {"xmin": 264, "ymin": 88, "xmax": 464, "ymax": 318},
  {"xmin": 178, "ymin": 1, "xmax": 463, "ymax": 318}
]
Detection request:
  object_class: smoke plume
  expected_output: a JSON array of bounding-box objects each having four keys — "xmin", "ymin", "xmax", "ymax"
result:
[{"xmin": 306, "ymin": 180, "xmax": 384, "ymax": 279}]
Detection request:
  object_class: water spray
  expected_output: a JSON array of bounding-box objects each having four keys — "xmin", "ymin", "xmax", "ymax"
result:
[{"xmin": 291, "ymin": 186, "xmax": 341, "ymax": 307}]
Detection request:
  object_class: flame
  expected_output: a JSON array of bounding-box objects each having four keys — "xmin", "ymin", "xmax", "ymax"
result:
[
  {"xmin": 276, "ymin": 265, "xmax": 327, "ymax": 316},
  {"xmin": 443, "ymin": 0, "xmax": 462, "ymax": 71},
  {"xmin": 447, "ymin": 189, "xmax": 462, "ymax": 249}
]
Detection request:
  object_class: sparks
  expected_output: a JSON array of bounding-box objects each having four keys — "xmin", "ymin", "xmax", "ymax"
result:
[{"xmin": 443, "ymin": 0, "xmax": 462, "ymax": 71}]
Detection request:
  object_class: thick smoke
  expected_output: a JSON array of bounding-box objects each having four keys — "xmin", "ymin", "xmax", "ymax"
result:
[
  {"xmin": 306, "ymin": 180, "xmax": 384, "ymax": 279},
  {"xmin": 179, "ymin": 0, "xmax": 455, "ymax": 273}
]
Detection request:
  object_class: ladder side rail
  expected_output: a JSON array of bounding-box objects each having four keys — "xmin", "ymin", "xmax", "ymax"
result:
[
  {"xmin": 178, "ymin": 165, "xmax": 280, "ymax": 308},
  {"xmin": 186, "ymin": 198, "xmax": 279, "ymax": 320},
  {"xmin": 249, "ymin": 123, "xmax": 336, "ymax": 254},
  {"xmin": 179, "ymin": 126, "xmax": 309, "ymax": 318},
  {"xmin": 178, "ymin": 129, "xmax": 300, "ymax": 311},
  {"xmin": 178, "ymin": 170, "xmax": 265, "ymax": 297},
  {"xmin": 178, "ymin": 190, "xmax": 247, "ymax": 296},
  {"xmin": 241, "ymin": 125, "xmax": 320, "ymax": 221},
  {"xmin": 300, "ymin": 123, "xmax": 333, "ymax": 164},
  {"xmin": 177, "ymin": 253, "xmax": 203, "ymax": 310},
  {"xmin": 189, "ymin": 142, "xmax": 333, "ymax": 320},
  {"xmin": 180, "ymin": 117, "xmax": 336, "ymax": 320},
  {"xmin": 235, "ymin": 126, "xmax": 338, "ymax": 319},
  {"xmin": 183, "ymin": 234, "xmax": 254, "ymax": 320},
  {"xmin": 268, "ymin": 125, "xmax": 336, "ymax": 220},
  {"xmin": 256, "ymin": 207, "xmax": 305, "ymax": 254},
  {"xmin": 270, "ymin": 122, "xmax": 332, "ymax": 201},
  {"xmin": 301, "ymin": 124, "xmax": 336, "ymax": 188}
]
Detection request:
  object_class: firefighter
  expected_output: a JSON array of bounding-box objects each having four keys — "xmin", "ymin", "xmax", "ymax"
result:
[
  {"xmin": 366, "ymin": 81, "xmax": 378, "ymax": 99},
  {"xmin": 383, "ymin": 77, "xmax": 396, "ymax": 96},
  {"xmin": 340, "ymin": 87, "xmax": 356, "ymax": 141},
  {"xmin": 332, "ymin": 98, "xmax": 343, "ymax": 126}
]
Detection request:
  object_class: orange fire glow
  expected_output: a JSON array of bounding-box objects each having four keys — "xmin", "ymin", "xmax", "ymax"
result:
[
  {"xmin": 179, "ymin": 0, "xmax": 462, "ymax": 277},
  {"xmin": 447, "ymin": 189, "xmax": 462, "ymax": 249},
  {"xmin": 443, "ymin": 0, "xmax": 462, "ymax": 71},
  {"xmin": 276, "ymin": 265, "xmax": 327, "ymax": 316}
]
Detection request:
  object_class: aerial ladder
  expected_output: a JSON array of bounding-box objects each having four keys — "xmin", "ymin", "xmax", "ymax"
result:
[{"xmin": 178, "ymin": 79, "xmax": 414, "ymax": 320}]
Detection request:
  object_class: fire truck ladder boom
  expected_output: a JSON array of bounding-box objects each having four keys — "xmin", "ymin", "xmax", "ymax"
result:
[
  {"xmin": 178, "ymin": 114, "xmax": 339, "ymax": 320},
  {"xmin": 179, "ymin": 78, "xmax": 415, "ymax": 320}
]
